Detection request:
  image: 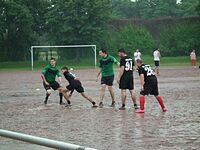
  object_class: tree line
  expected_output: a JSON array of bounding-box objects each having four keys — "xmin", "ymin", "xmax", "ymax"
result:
[{"xmin": 0, "ymin": 0, "xmax": 199, "ymax": 61}]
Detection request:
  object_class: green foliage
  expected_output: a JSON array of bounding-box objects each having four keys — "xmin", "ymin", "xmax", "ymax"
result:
[
  {"xmin": 116, "ymin": 25, "xmax": 155, "ymax": 55},
  {"xmin": 160, "ymin": 23, "xmax": 200, "ymax": 56}
]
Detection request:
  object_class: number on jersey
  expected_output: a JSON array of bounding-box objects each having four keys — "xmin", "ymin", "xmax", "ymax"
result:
[
  {"xmin": 144, "ymin": 65, "xmax": 155, "ymax": 76},
  {"xmin": 125, "ymin": 59, "xmax": 133, "ymax": 71}
]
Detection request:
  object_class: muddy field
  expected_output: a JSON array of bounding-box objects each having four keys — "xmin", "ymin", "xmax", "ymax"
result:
[{"xmin": 0, "ymin": 67, "xmax": 200, "ymax": 150}]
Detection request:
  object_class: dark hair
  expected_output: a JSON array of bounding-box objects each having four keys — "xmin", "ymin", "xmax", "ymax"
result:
[
  {"xmin": 118, "ymin": 48, "xmax": 126, "ymax": 53},
  {"xmin": 99, "ymin": 48, "xmax": 107, "ymax": 54},
  {"xmin": 50, "ymin": 57, "xmax": 56, "ymax": 61},
  {"xmin": 61, "ymin": 66, "xmax": 69, "ymax": 70}
]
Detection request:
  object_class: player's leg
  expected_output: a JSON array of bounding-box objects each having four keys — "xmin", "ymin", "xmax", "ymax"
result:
[
  {"xmin": 152, "ymin": 80, "xmax": 166, "ymax": 112},
  {"xmin": 135, "ymin": 83, "xmax": 149, "ymax": 113},
  {"xmin": 107, "ymin": 75, "xmax": 115, "ymax": 106},
  {"xmin": 59, "ymin": 92, "xmax": 64, "ymax": 105},
  {"xmin": 99, "ymin": 84, "xmax": 106, "ymax": 107},
  {"xmin": 108, "ymin": 86, "xmax": 115, "ymax": 106},
  {"xmin": 119, "ymin": 90, "xmax": 126, "ymax": 110},
  {"xmin": 43, "ymin": 82, "xmax": 51, "ymax": 104},
  {"xmin": 129, "ymin": 90, "xmax": 139, "ymax": 109},
  {"xmin": 155, "ymin": 95, "xmax": 167, "ymax": 112},
  {"xmin": 80, "ymin": 92, "xmax": 98, "ymax": 107}
]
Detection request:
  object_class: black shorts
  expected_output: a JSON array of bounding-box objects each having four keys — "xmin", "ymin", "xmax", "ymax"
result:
[
  {"xmin": 119, "ymin": 75, "xmax": 134, "ymax": 90},
  {"xmin": 140, "ymin": 78, "xmax": 159, "ymax": 96},
  {"xmin": 43, "ymin": 81, "xmax": 60, "ymax": 91},
  {"xmin": 66, "ymin": 81, "xmax": 84, "ymax": 94},
  {"xmin": 101, "ymin": 75, "xmax": 114, "ymax": 86},
  {"xmin": 154, "ymin": 61, "xmax": 160, "ymax": 67}
]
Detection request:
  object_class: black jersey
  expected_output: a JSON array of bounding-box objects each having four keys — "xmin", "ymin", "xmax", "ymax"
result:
[
  {"xmin": 63, "ymin": 71, "xmax": 79, "ymax": 85},
  {"xmin": 120, "ymin": 55, "xmax": 134, "ymax": 76},
  {"xmin": 138, "ymin": 64, "xmax": 156, "ymax": 82}
]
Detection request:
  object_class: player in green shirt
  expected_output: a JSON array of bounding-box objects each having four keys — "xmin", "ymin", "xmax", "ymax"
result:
[
  {"xmin": 41, "ymin": 57, "xmax": 70, "ymax": 105},
  {"xmin": 96, "ymin": 48, "xmax": 119, "ymax": 107}
]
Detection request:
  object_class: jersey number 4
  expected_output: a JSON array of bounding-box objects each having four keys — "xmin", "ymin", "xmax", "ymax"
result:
[{"xmin": 125, "ymin": 61, "xmax": 133, "ymax": 71}]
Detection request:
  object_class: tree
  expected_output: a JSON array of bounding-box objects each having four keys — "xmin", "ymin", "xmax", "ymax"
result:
[
  {"xmin": 179, "ymin": 0, "xmax": 200, "ymax": 16},
  {"xmin": 45, "ymin": 0, "xmax": 112, "ymax": 60},
  {"xmin": 0, "ymin": 0, "xmax": 34, "ymax": 61}
]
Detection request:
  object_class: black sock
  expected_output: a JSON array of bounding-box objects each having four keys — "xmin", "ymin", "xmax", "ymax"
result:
[
  {"xmin": 45, "ymin": 94, "xmax": 49, "ymax": 100},
  {"xmin": 122, "ymin": 104, "xmax": 125, "ymax": 107},
  {"xmin": 92, "ymin": 101, "xmax": 96, "ymax": 105},
  {"xmin": 67, "ymin": 100, "xmax": 71, "ymax": 105},
  {"xmin": 59, "ymin": 93, "xmax": 63, "ymax": 104}
]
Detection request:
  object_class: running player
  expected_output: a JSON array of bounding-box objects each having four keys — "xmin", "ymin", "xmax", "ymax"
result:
[
  {"xmin": 61, "ymin": 66, "xmax": 98, "ymax": 107},
  {"xmin": 153, "ymin": 48, "xmax": 161, "ymax": 75},
  {"xmin": 96, "ymin": 48, "xmax": 120, "ymax": 107},
  {"xmin": 41, "ymin": 57, "xmax": 70, "ymax": 105},
  {"xmin": 117, "ymin": 48, "xmax": 139, "ymax": 110},
  {"xmin": 135, "ymin": 59, "xmax": 167, "ymax": 113}
]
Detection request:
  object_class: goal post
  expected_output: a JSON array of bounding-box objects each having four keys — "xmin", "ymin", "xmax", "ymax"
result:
[{"xmin": 30, "ymin": 45, "xmax": 97, "ymax": 71}]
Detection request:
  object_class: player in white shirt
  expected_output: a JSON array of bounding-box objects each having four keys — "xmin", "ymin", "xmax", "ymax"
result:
[
  {"xmin": 153, "ymin": 48, "xmax": 161, "ymax": 75},
  {"xmin": 134, "ymin": 49, "xmax": 141, "ymax": 69}
]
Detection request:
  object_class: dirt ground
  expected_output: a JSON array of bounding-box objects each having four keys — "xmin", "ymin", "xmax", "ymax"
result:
[{"xmin": 0, "ymin": 67, "xmax": 200, "ymax": 150}]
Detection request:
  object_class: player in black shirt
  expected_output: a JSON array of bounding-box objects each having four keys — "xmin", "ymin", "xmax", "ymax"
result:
[
  {"xmin": 117, "ymin": 48, "xmax": 139, "ymax": 110},
  {"xmin": 135, "ymin": 59, "xmax": 167, "ymax": 113},
  {"xmin": 61, "ymin": 66, "xmax": 97, "ymax": 107}
]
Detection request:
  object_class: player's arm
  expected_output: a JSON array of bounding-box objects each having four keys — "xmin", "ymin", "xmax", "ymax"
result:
[
  {"xmin": 117, "ymin": 66, "xmax": 124, "ymax": 84},
  {"xmin": 57, "ymin": 70, "xmax": 62, "ymax": 85},
  {"xmin": 139, "ymin": 74, "xmax": 145, "ymax": 91},
  {"xmin": 41, "ymin": 67, "xmax": 49, "ymax": 85},
  {"xmin": 96, "ymin": 68, "xmax": 101, "ymax": 82}
]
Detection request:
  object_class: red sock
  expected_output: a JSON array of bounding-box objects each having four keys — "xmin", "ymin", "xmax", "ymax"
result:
[
  {"xmin": 156, "ymin": 96, "xmax": 165, "ymax": 109},
  {"xmin": 140, "ymin": 96, "xmax": 145, "ymax": 110}
]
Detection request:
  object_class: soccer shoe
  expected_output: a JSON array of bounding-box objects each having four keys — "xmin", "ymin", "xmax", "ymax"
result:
[
  {"xmin": 109, "ymin": 101, "xmax": 115, "ymax": 107},
  {"xmin": 65, "ymin": 104, "xmax": 72, "ymax": 107},
  {"xmin": 99, "ymin": 102, "xmax": 103, "ymax": 108},
  {"xmin": 92, "ymin": 101, "xmax": 98, "ymax": 108},
  {"xmin": 162, "ymin": 108, "xmax": 167, "ymax": 112},
  {"xmin": 119, "ymin": 106, "xmax": 126, "ymax": 110},
  {"xmin": 134, "ymin": 104, "xmax": 139, "ymax": 110},
  {"xmin": 59, "ymin": 102, "xmax": 65, "ymax": 105},
  {"xmin": 135, "ymin": 109, "xmax": 145, "ymax": 113}
]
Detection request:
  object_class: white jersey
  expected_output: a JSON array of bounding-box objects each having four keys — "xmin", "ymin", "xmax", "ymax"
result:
[
  {"xmin": 134, "ymin": 52, "xmax": 141, "ymax": 61},
  {"xmin": 153, "ymin": 50, "xmax": 160, "ymax": 61}
]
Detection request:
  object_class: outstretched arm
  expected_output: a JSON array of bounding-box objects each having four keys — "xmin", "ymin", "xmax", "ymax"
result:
[{"xmin": 41, "ymin": 74, "xmax": 49, "ymax": 85}]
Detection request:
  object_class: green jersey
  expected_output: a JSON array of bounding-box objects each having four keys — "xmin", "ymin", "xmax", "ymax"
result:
[
  {"xmin": 42, "ymin": 64, "xmax": 61, "ymax": 83},
  {"xmin": 99, "ymin": 55, "xmax": 118, "ymax": 77}
]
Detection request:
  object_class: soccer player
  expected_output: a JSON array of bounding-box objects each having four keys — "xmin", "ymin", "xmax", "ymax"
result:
[
  {"xmin": 96, "ymin": 48, "xmax": 120, "ymax": 107},
  {"xmin": 153, "ymin": 48, "xmax": 161, "ymax": 75},
  {"xmin": 190, "ymin": 49, "xmax": 197, "ymax": 68},
  {"xmin": 117, "ymin": 48, "xmax": 139, "ymax": 110},
  {"xmin": 135, "ymin": 59, "xmax": 167, "ymax": 113},
  {"xmin": 61, "ymin": 66, "xmax": 98, "ymax": 107},
  {"xmin": 41, "ymin": 57, "xmax": 70, "ymax": 105}
]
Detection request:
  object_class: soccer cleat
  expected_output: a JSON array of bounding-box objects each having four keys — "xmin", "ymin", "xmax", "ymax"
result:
[
  {"xmin": 92, "ymin": 101, "xmax": 98, "ymax": 108},
  {"xmin": 162, "ymin": 108, "xmax": 167, "ymax": 112},
  {"xmin": 99, "ymin": 102, "xmax": 103, "ymax": 108},
  {"xmin": 135, "ymin": 109, "xmax": 145, "ymax": 113},
  {"xmin": 110, "ymin": 101, "xmax": 115, "ymax": 107},
  {"xmin": 134, "ymin": 104, "xmax": 139, "ymax": 109},
  {"xmin": 119, "ymin": 106, "xmax": 126, "ymax": 110},
  {"xmin": 59, "ymin": 102, "xmax": 65, "ymax": 105}
]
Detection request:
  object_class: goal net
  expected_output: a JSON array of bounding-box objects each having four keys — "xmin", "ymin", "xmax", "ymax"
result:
[{"xmin": 30, "ymin": 45, "xmax": 97, "ymax": 70}]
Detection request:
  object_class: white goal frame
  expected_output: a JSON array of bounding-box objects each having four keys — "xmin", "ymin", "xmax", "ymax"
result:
[{"xmin": 30, "ymin": 45, "xmax": 97, "ymax": 71}]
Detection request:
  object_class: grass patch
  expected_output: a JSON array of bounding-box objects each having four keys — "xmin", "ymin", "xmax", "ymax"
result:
[{"xmin": 0, "ymin": 56, "xmax": 198, "ymax": 71}]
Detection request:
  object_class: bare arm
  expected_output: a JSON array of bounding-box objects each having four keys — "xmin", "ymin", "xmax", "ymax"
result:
[
  {"xmin": 139, "ymin": 74, "xmax": 145, "ymax": 90},
  {"xmin": 96, "ymin": 68, "xmax": 101, "ymax": 82},
  {"xmin": 41, "ymin": 74, "xmax": 49, "ymax": 85},
  {"xmin": 57, "ymin": 76, "xmax": 62, "ymax": 85},
  {"xmin": 117, "ymin": 66, "xmax": 124, "ymax": 83}
]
